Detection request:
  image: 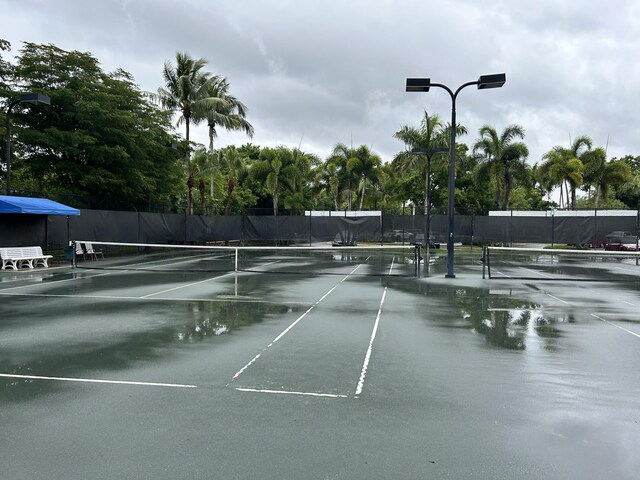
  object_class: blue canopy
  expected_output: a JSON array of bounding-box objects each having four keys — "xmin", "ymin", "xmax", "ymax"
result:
[{"xmin": 0, "ymin": 195, "xmax": 80, "ymax": 216}]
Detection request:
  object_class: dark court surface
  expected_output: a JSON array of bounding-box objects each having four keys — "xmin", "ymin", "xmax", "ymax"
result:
[{"xmin": 1, "ymin": 251, "xmax": 639, "ymax": 479}]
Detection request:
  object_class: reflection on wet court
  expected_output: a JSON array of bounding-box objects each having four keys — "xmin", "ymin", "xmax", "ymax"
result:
[{"xmin": 1, "ymin": 250, "xmax": 640, "ymax": 480}]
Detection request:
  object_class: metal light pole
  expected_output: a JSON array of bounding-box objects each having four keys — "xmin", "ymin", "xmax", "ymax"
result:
[
  {"xmin": 5, "ymin": 93, "xmax": 51, "ymax": 195},
  {"xmin": 406, "ymin": 74, "xmax": 506, "ymax": 278},
  {"xmin": 411, "ymin": 147, "xmax": 447, "ymax": 274}
]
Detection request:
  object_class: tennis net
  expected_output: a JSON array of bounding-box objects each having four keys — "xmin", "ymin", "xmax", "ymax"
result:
[
  {"xmin": 482, "ymin": 246, "xmax": 640, "ymax": 281},
  {"xmin": 72, "ymin": 241, "xmax": 420, "ymax": 277}
]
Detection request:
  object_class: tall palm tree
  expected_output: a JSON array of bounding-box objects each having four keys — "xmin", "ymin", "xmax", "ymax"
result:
[
  {"xmin": 157, "ymin": 52, "xmax": 228, "ymax": 213},
  {"xmin": 473, "ymin": 124, "xmax": 529, "ymax": 210},
  {"xmin": 192, "ymin": 147, "xmax": 209, "ymax": 214},
  {"xmin": 582, "ymin": 147, "xmax": 632, "ymax": 209},
  {"xmin": 193, "ymin": 76, "xmax": 254, "ymax": 152},
  {"xmin": 157, "ymin": 52, "xmax": 212, "ymax": 143},
  {"xmin": 393, "ymin": 111, "xmax": 450, "ymax": 216}
]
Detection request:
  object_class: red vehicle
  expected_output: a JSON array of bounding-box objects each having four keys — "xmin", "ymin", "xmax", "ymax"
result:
[{"xmin": 603, "ymin": 231, "xmax": 638, "ymax": 251}]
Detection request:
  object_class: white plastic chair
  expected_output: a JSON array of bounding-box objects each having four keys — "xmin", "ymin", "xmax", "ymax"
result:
[
  {"xmin": 74, "ymin": 242, "xmax": 86, "ymax": 261},
  {"xmin": 84, "ymin": 242, "xmax": 104, "ymax": 260}
]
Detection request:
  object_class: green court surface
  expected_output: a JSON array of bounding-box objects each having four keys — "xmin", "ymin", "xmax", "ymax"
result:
[{"xmin": 1, "ymin": 251, "xmax": 639, "ymax": 479}]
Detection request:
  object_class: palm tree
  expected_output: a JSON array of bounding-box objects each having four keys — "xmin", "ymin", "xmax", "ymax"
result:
[
  {"xmin": 533, "ymin": 162, "xmax": 559, "ymax": 205},
  {"xmin": 393, "ymin": 111, "xmax": 450, "ymax": 216},
  {"xmin": 565, "ymin": 135, "xmax": 593, "ymax": 210},
  {"xmin": 219, "ymin": 146, "xmax": 248, "ymax": 215},
  {"xmin": 346, "ymin": 145, "xmax": 382, "ymax": 210},
  {"xmin": 328, "ymin": 143, "xmax": 361, "ymax": 210},
  {"xmin": 157, "ymin": 52, "xmax": 209, "ymax": 214},
  {"xmin": 157, "ymin": 52, "xmax": 212, "ymax": 143},
  {"xmin": 193, "ymin": 76, "xmax": 254, "ymax": 152},
  {"xmin": 540, "ymin": 136, "xmax": 592, "ymax": 210},
  {"xmin": 315, "ymin": 159, "xmax": 341, "ymax": 210},
  {"xmin": 192, "ymin": 147, "xmax": 209, "ymax": 214},
  {"xmin": 473, "ymin": 124, "xmax": 529, "ymax": 210},
  {"xmin": 582, "ymin": 147, "xmax": 632, "ymax": 209},
  {"xmin": 157, "ymin": 52, "xmax": 229, "ymax": 213},
  {"xmin": 251, "ymin": 146, "xmax": 301, "ymax": 215}
]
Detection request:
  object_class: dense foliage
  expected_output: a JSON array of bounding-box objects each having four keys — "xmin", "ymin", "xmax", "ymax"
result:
[{"xmin": 1, "ymin": 40, "xmax": 638, "ymax": 214}]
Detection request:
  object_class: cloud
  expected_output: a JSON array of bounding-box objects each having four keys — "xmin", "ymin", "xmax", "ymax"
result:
[{"xmin": 2, "ymin": 0, "xmax": 639, "ymax": 167}]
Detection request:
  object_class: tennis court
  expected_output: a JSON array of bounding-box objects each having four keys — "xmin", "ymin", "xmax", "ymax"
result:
[{"xmin": 1, "ymin": 245, "xmax": 639, "ymax": 479}]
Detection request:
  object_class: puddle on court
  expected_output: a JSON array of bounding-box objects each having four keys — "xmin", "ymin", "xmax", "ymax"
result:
[
  {"xmin": 387, "ymin": 279, "xmax": 575, "ymax": 352},
  {"xmin": 0, "ymin": 298, "xmax": 296, "ymax": 402},
  {"xmin": 454, "ymin": 288, "xmax": 574, "ymax": 351}
]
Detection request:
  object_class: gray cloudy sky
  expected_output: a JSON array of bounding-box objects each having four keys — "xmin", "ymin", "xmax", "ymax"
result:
[{"xmin": 3, "ymin": 0, "xmax": 639, "ymax": 166}]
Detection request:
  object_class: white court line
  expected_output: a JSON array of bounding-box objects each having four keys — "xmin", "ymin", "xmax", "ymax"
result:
[
  {"xmin": 0, "ymin": 271, "xmax": 112, "ymax": 292},
  {"xmin": 0, "ymin": 373, "xmax": 197, "ymax": 388},
  {"xmin": 591, "ymin": 314, "xmax": 640, "ymax": 339},
  {"xmin": 140, "ymin": 271, "xmax": 235, "ymax": 298},
  {"xmin": 520, "ymin": 266, "xmax": 555, "ymax": 279},
  {"xmin": 493, "ymin": 270, "xmax": 512, "ymax": 278},
  {"xmin": 355, "ymin": 287, "xmax": 387, "ymax": 397},
  {"xmin": 236, "ymin": 387, "xmax": 347, "ymax": 398},
  {"xmin": 231, "ymin": 262, "xmax": 365, "ymax": 381},
  {"xmin": 389, "ymin": 256, "xmax": 395, "ymax": 275},
  {"xmin": 0, "ymin": 291, "xmax": 310, "ymax": 306},
  {"xmin": 545, "ymin": 293, "xmax": 570, "ymax": 305}
]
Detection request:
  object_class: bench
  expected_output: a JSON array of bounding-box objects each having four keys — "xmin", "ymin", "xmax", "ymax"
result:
[{"xmin": 0, "ymin": 246, "xmax": 54, "ymax": 270}]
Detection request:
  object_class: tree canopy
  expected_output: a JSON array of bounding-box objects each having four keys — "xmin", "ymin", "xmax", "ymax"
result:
[{"xmin": 2, "ymin": 39, "xmax": 639, "ymax": 216}]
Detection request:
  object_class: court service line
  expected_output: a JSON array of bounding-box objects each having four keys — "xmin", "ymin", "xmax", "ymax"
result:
[
  {"xmin": 389, "ymin": 256, "xmax": 395, "ymax": 275},
  {"xmin": 235, "ymin": 387, "xmax": 347, "ymax": 398},
  {"xmin": 231, "ymin": 262, "xmax": 365, "ymax": 381},
  {"xmin": 0, "ymin": 373, "xmax": 197, "ymax": 388},
  {"xmin": 591, "ymin": 314, "xmax": 640, "ymax": 339},
  {"xmin": 355, "ymin": 287, "xmax": 387, "ymax": 397}
]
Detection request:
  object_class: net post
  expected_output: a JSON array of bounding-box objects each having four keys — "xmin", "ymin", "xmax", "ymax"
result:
[
  {"xmin": 235, "ymin": 247, "xmax": 239, "ymax": 272},
  {"xmin": 71, "ymin": 241, "xmax": 77, "ymax": 269},
  {"xmin": 486, "ymin": 246, "xmax": 491, "ymax": 279},
  {"xmin": 482, "ymin": 245, "xmax": 486, "ymax": 279}
]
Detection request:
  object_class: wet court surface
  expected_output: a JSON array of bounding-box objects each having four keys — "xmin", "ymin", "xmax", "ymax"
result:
[{"xmin": 1, "ymin": 252, "xmax": 639, "ymax": 479}]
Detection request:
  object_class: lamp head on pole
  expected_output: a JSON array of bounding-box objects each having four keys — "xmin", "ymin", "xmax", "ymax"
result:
[
  {"xmin": 405, "ymin": 78, "xmax": 431, "ymax": 92},
  {"xmin": 477, "ymin": 73, "xmax": 506, "ymax": 90},
  {"xmin": 18, "ymin": 93, "xmax": 51, "ymax": 105}
]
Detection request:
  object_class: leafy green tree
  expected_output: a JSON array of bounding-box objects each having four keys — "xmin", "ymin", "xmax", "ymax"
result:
[
  {"xmin": 473, "ymin": 124, "xmax": 529, "ymax": 210},
  {"xmin": 9, "ymin": 42, "xmax": 181, "ymax": 209},
  {"xmin": 0, "ymin": 39, "xmax": 14, "ymax": 97},
  {"xmin": 615, "ymin": 155, "xmax": 640, "ymax": 208}
]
